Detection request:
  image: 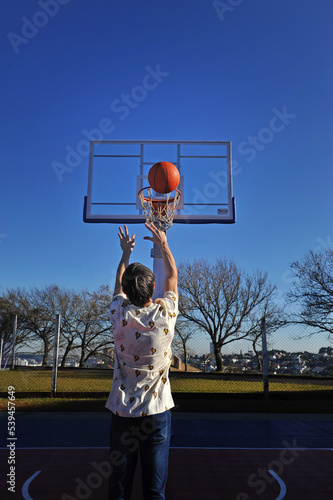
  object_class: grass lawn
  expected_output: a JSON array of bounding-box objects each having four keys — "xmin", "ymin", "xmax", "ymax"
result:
[
  {"xmin": 0, "ymin": 368, "xmax": 113, "ymax": 392},
  {"xmin": 1, "ymin": 368, "xmax": 332, "ymax": 412},
  {"xmin": 1, "ymin": 368, "xmax": 332, "ymax": 394},
  {"xmin": 0, "ymin": 397, "xmax": 108, "ymax": 412},
  {"xmin": 171, "ymin": 378, "xmax": 333, "ymax": 393}
]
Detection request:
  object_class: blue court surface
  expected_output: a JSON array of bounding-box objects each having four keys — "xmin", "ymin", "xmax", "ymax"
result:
[{"xmin": 1, "ymin": 411, "xmax": 333, "ymax": 499}]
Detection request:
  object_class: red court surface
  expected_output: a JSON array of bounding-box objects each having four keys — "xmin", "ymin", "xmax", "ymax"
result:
[
  {"xmin": 0, "ymin": 447, "xmax": 332, "ymax": 499},
  {"xmin": 1, "ymin": 412, "xmax": 333, "ymax": 499}
]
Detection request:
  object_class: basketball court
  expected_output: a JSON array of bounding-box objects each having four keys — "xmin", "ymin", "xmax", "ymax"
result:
[
  {"xmin": 1, "ymin": 411, "xmax": 332, "ymax": 499},
  {"xmin": 1, "ymin": 142, "xmax": 331, "ymax": 499}
]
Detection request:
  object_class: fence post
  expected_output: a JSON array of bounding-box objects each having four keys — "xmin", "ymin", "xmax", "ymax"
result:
[
  {"xmin": 51, "ymin": 314, "xmax": 61, "ymax": 397},
  {"xmin": 0, "ymin": 338, "xmax": 3, "ymax": 369},
  {"xmin": 11, "ymin": 315, "xmax": 17, "ymax": 369},
  {"xmin": 261, "ymin": 316, "xmax": 269, "ymax": 397}
]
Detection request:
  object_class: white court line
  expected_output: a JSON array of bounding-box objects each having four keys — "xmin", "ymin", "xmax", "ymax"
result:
[
  {"xmin": 1, "ymin": 446, "xmax": 332, "ymax": 450},
  {"xmin": 269, "ymin": 470, "xmax": 287, "ymax": 499},
  {"xmin": 0, "ymin": 446, "xmax": 109, "ymax": 450},
  {"xmin": 22, "ymin": 470, "xmax": 41, "ymax": 500},
  {"xmin": 170, "ymin": 446, "xmax": 329, "ymax": 451}
]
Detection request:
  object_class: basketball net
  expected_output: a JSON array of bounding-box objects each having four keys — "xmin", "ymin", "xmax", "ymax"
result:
[{"xmin": 138, "ymin": 187, "xmax": 181, "ymax": 231}]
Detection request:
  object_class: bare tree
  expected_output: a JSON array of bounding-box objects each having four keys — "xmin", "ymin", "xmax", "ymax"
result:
[
  {"xmin": 178, "ymin": 258, "xmax": 278, "ymax": 372},
  {"xmin": 1, "ymin": 284, "xmax": 114, "ymax": 367},
  {"xmin": 0, "ymin": 292, "xmax": 33, "ymax": 361},
  {"xmin": 16, "ymin": 285, "xmax": 60, "ymax": 366},
  {"xmin": 72, "ymin": 285, "xmax": 113, "ymax": 367},
  {"xmin": 248, "ymin": 301, "xmax": 287, "ymax": 372},
  {"xmin": 288, "ymin": 247, "xmax": 333, "ymax": 338},
  {"xmin": 55, "ymin": 289, "xmax": 83, "ymax": 367}
]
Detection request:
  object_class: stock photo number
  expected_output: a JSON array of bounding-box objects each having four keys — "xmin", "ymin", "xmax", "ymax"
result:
[{"xmin": 7, "ymin": 386, "xmax": 16, "ymax": 493}]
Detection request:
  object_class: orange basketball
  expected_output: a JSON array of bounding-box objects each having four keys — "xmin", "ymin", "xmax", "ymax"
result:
[{"xmin": 148, "ymin": 161, "xmax": 180, "ymax": 194}]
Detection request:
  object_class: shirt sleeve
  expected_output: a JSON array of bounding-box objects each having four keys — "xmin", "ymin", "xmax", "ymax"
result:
[
  {"xmin": 110, "ymin": 293, "xmax": 127, "ymax": 325},
  {"xmin": 155, "ymin": 291, "xmax": 178, "ymax": 318}
]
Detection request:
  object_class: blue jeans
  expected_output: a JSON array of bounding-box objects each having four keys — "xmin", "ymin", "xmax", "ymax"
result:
[{"xmin": 108, "ymin": 411, "xmax": 171, "ymax": 500}]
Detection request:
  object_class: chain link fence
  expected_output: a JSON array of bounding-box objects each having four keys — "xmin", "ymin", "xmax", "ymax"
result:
[{"xmin": 1, "ymin": 317, "xmax": 332, "ymax": 397}]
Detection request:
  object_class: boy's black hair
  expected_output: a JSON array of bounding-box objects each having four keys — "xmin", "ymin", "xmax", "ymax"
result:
[{"xmin": 121, "ymin": 262, "xmax": 155, "ymax": 307}]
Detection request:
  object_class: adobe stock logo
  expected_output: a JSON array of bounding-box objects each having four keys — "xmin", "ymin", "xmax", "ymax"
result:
[
  {"xmin": 7, "ymin": 0, "xmax": 71, "ymax": 55},
  {"xmin": 180, "ymin": 105, "xmax": 296, "ymax": 219},
  {"xmin": 236, "ymin": 438, "xmax": 305, "ymax": 499},
  {"xmin": 61, "ymin": 417, "xmax": 156, "ymax": 499},
  {"xmin": 237, "ymin": 107, "xmax": 296, "ymax": 163},
  {"xmin": 213, "ymin": 0, "xmax": 244, "ymax": 22}
]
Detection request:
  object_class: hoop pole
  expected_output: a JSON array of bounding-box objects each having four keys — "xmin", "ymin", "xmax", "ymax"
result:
[{"xmin": 152, "ymin": 242, "xmax": 165, "ymax": 299}]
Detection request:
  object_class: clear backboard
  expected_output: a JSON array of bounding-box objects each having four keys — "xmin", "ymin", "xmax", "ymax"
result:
[{"xmin": 83, "ymin": 140, "xmax": 235, "ymax": 225}]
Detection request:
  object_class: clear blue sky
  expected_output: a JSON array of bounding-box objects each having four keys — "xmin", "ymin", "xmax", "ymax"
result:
[{"xmin": 1, "ymin": 0, "xmax": 332, "ymax": 353}]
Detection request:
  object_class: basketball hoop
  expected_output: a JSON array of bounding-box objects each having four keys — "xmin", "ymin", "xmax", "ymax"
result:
[{"xmin": 138, "ymin": 187, "xmax": 181, "ymax": 230}]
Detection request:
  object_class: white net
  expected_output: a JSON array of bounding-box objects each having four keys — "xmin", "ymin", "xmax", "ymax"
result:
[{"xmin": 138, "ymin": 188, "xmax": 181, "ymax": 231}]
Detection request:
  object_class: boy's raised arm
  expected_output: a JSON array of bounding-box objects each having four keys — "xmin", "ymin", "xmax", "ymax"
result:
[
  {"xmin": 143, "ymin": 223, "xmax": 178, "ymax": 297},
  {"xmin": 113, "ymin": 225, "xmax": 135, "ymax": 296}
]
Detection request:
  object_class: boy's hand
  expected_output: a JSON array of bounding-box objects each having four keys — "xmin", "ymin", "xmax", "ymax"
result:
[
  {"xmin": 143, "ymin": 223, "xmax": 167, "ymax": 247},
  {"xmin": 118, "ymin": 225, "xmax": 135, "ymax": 254},
  {"xmin": 144, "ymin": 223, "xmax": 177, "ymax": 297}
]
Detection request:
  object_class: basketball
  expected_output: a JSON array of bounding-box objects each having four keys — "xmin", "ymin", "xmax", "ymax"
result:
[{"xmin": 148, "ymin": 161, "xmax": 180, "ymax": 194}]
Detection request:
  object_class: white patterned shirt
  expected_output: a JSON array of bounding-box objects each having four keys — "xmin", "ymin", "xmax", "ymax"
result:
[{"xmin": 105, "ymin": 291, "xmax": 178, "ymax": 417}]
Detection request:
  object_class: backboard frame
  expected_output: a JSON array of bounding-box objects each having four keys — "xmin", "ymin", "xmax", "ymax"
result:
[{"xmin": 83, "ymin": 140, "xmax": 236, "ymax": 224}]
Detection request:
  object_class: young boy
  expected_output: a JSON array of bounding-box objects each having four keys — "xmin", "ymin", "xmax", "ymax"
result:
[{"xmin": 106, "ymin": 223, "xmax": 178, "ymax": 500}]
